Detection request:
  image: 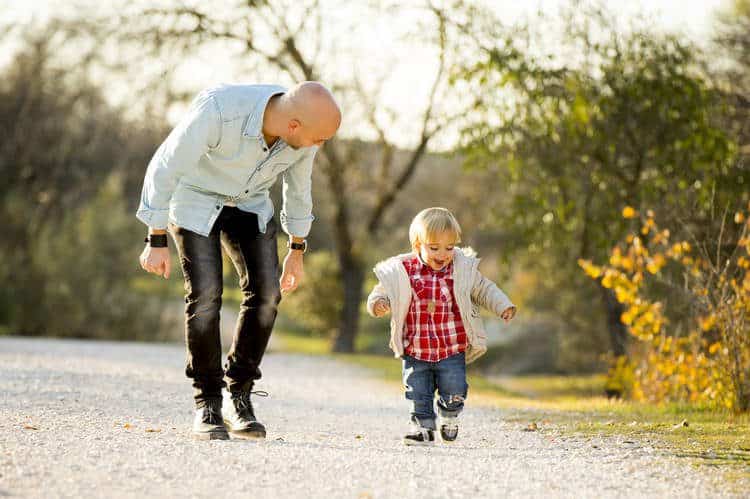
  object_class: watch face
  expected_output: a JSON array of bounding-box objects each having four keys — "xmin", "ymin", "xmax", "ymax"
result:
[{"xmin": 290, "ymin": 241, "xmax": 306, "ymax": 251}]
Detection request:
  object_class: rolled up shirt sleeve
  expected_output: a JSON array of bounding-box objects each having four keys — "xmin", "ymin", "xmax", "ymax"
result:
[
  {"xmin": 136, "ymin": 91, "xmax": 221, "ymax": 229},
  {"xmin": 280, "ymin": 146, "xmax": 317, "ymax": 237}
]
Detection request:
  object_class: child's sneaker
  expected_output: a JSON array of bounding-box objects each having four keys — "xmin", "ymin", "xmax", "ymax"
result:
[
  {"xmin": 403, "ymin": 425, "xmax": 435, "ymax": 446},
  {"xmin": 438, "ymin": 415, "xmax": 459, "ymax": 442}
]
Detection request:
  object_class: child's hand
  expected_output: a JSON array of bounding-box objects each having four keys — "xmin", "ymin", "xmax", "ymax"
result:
[
  {"xmin": 373, "ymin": 298, "xmax": 391, "ymax": 317},
  {"xmin": 500, "ymin": 306, "xmax": 516, "ymax": 323}
]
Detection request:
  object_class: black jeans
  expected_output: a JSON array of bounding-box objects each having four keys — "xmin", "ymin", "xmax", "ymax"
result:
[{"xmin": 169, "ymin": 208, "xmax": 281, "ymax": 408}]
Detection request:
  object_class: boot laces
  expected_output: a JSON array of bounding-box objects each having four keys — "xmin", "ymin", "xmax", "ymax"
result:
[
  {"xmin": 234, "ymin": 390, "xmax": 268, "ymax": 417},
  {"xmin": 204, "ymin": 401, "xmax": 223, "ymax": 425}
]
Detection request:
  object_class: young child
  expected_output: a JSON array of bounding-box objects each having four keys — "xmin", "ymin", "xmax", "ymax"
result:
[{"xmin": 367, "ymin": 207, "xmax": 516, "ymax": 445}]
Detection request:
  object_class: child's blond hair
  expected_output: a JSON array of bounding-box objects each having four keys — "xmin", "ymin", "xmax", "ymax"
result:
[{"xmin": 408, "ymin": 207, "xmax": 462, "ymax": 250}]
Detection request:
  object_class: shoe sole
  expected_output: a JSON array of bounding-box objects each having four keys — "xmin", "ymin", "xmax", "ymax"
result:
[
  {"xmin": 402, "ymin": 438, "xmax": 435, "ymax": 446},
  {"xmin": 224, "ymin": 420, "xmax": 266, "ymax": 439},
  {"xmin": 229, "ymin": 429, "xmax": 266, "ymax": 439},
  {"xmin": 192, "ymin": 430, "xmax": 230, "ymax": 441}
]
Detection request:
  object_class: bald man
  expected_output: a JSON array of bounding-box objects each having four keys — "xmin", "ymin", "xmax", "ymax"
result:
[{"xmin": 136, "ymin": 82, "xmax": 341, "ymax": 440}]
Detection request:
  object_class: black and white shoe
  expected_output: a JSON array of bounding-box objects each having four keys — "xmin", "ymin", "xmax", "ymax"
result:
[
  {"xmin": 439, "ymin": 416, "xmax": 459, "ymax": 442},
  {"xmin": 403, "ymin": 426, "xmax": 435, "ymax": 446},
  {"xmin": 192, "ymin": 400, "xmax": 229, "ymax": 440},
  {"xmin": 223, "ymin": 390, "xmax": 268, "ymax": 439}
]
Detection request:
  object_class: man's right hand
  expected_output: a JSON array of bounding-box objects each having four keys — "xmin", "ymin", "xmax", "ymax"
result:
[{"xmin": 139, "ymin": 246, "xmax": 171, "ymax": 279}]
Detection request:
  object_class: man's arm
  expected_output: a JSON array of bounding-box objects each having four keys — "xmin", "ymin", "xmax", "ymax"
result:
[
  {"xmin": 280, "ymin": 147, "xmax": 316, "ymax": 238},
  {"xmin": 136, "ymin": 91, "xmax": 221, "ymax": 229},
  {"xmin": 137, "ymin": 91, "xmax": 221, "ymax": 279},
  {"xmin": 278, "ymin": 147, "xmax": 316, "ymax": 293}
]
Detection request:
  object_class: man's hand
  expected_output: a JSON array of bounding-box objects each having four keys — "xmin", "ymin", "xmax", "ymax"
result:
[
  {"xmin": 139, "ymin": 246, "xmax": 171, "ymax": 279},
  {"xmin": 373, "ymin": 298, "xmax": 390, "ymax": 317},
  {"xmin": 280, "ymin": 250, "xmax": 304, "ymax": 294}
]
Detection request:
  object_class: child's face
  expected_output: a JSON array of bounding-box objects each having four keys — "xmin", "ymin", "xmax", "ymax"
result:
[{"xmin": 415, "ymin": 231, "xmax": 457, "ymax": 271}]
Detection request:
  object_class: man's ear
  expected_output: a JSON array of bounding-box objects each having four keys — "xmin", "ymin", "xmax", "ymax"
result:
[{"xmin": 288, "ymin": 118, "xmax": 301, "ymax": 134}]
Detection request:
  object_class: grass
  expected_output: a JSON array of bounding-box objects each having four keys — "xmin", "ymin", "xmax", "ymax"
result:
[{"xmin": 275, "ymin": 330, "xmax": 750, "ymax": 486}]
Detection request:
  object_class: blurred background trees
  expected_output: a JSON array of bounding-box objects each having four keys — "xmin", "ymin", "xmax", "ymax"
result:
[
  {"xmin": 0, "ymin": 24, "xmax": 178, "ymax": 340},
  {"xmin": 1, "ymin": 1, "xmax": 748, "ymax": 400}
]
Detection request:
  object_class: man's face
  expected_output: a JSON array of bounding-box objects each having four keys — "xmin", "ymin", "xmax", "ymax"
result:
[{"xmin": 285, "ymin": 119, "xmax": 337, "ymax": 150}]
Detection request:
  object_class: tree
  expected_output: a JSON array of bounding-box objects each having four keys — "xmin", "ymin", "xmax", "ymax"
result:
[
  {"xmin": 449, "ymin": 3, "xmax": 741, "ymax": 358},
  {"xmin": 715, "ymin": 0, "xmax": 750, "ymax": 187},
  {"xmin": 90, "ymin": 0, "xmax": 477, "ymax": 351},
  {"xmin": 0, "ymin": 23, "xmax": 174, "ymax": 338}
]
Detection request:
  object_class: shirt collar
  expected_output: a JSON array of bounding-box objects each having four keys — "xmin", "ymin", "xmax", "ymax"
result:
[
  {"xmin": 242, "ymin": 85, "xmax": 287, "ymax": 141},
  {"xmin": 415, "ymin": 253, "xmax": 451, "ymax": 275}
]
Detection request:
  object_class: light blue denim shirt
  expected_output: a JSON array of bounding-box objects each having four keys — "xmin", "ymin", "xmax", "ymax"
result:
[{"xmin": 136, "ymin": 84, "xmax": 317, "ymax": 237}]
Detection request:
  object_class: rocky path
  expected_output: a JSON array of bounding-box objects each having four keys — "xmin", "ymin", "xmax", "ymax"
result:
[{"xmin": 0, "ymin": 337, "xmax": 738, "ymax": 498}]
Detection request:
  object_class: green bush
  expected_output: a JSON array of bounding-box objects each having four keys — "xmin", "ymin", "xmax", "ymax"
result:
[
  {"xmin": 277, "ymin": 250, "xmax": 343, "ymax": 337},
  {"xmin": 3, "ymin": 175, "xmax": 179, "ymax": 340}
]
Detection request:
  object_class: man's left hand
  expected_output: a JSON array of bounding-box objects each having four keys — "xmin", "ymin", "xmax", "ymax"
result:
[{"xmin": 280, "ymin": 250, "xmax": 304, "ymax": 294}]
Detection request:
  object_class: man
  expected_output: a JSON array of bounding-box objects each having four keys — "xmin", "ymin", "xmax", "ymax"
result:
[{"xmin": 137, "ymin": 82, "xmax": 341, "ymax": 440}]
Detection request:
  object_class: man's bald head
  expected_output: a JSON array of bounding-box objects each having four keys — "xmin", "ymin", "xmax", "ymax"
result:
[{"xmin": 278, "ymin": 81, "xmax": 341, "ymax": 149}]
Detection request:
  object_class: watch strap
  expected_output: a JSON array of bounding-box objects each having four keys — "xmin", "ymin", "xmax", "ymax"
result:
[{"xmin": 145, "ymin": 234, "xmax": 168, "ymax": 248}]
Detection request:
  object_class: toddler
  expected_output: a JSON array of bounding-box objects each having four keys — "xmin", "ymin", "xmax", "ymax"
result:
[{"xmin": 367, "ymin": 207, "xmax": 516, "ymax": 445}]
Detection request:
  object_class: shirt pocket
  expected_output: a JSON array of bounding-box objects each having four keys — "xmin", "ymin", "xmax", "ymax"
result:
[
  {"xmin": 439, "ymin": 284, "xmax": 452, "ymax": 303},
  {"xmin": 410, "ymin": 277, "xmax": 430, "ymax": 300},
  {"xmin": 253, "ymin": 162, "xmax": 289, "ymax": 190},
  {"xmin": 269, "ymin": 161, "xmax": 291, "ymax": 177},
  {"xmin": 210, "ymin": 117, "xmax": 245, "ymax": 160}
]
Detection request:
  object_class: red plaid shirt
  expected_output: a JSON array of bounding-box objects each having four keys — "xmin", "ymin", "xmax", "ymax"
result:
[{"xmin": 402, "ymin": 255, "xmax": 467, "ymax": 362}]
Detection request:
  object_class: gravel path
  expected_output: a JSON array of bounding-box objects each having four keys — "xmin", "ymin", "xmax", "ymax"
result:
[{"xmin": 0, "ymin": 337, "xmax": 739, "ymax": 498}]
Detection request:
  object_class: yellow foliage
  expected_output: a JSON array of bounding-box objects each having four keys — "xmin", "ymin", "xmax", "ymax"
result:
[
  {"xmin": 580, "ymin": 208, "xmax": 750, "ymax": 412},
  {"xmin": 700, "ymin": 315, "xmax": 716, "ymax": 331},
  {"xmin": 578, "ymin": 259, "xmax": 602, "ymax": 279},
  {"xmin": 622, "ymin": 206, "xmax": 637, "ymax": 219}
]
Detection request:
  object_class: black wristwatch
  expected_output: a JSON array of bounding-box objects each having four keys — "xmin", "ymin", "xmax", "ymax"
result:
[
  {"xmin": 144, "ymin": 234, "xmax": 168, "ymax": 248},
  {"xmin": 287, "ymin": 239, "xmax": 307, "ymax": 253}
]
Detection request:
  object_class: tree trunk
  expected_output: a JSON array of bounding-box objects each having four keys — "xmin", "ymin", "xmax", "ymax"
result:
[
  {"xmin": 601, "ymin": 286, "xmax": 628, "ymax": 357},
  {"xmin": 332, "ymin": 252, "xmax": 364, "ymax": 353}
]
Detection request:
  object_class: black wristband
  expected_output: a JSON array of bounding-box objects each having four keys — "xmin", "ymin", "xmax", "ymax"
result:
[
  {"xmin": 287, "ymin": 240, "xmax": 307, "ymax": 253},
  {"xmin": 145, "ymin": 234, "xmax": 168, "ymax": 248}
]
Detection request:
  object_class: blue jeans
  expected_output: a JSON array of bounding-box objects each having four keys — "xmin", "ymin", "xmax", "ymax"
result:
[{"xmin": 402, "ymin": 352, "xmax": 469, "ymax": 430}]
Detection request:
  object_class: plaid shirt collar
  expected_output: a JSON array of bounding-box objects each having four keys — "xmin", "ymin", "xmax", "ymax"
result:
[{"xmin": 414, "ymin": 254, "xmax": 452, "ymax": 277}]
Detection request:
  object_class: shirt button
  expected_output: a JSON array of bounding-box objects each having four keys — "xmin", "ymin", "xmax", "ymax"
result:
[{"xmin": 215, "ymin": 205, "xmax": 221, "ymax": 210}]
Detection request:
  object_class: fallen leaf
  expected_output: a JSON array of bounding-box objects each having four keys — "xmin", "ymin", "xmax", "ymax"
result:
[
  {"xmin": 145, "ymin": 428, "xmax": 161, "ymax": 433},
  {"xmin": 355, "ymin": 435, "xmax": 363, "ymax": 439},
  {"xmin": 523, "ymin": 422, "xmax": 538, "ymax": 432},
  {"xmin": 23, "ymin": 424, "xmax": 38, "ymax": 430},
  {"xmin": 123, "ymin": 423, "xmax": 133, "ymax": 430}
]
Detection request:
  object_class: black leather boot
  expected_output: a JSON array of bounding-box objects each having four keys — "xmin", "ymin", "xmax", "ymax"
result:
[
  {"xmin": 223, "ymin": 391, "xmax": 267, "ymax": 439},
  {"xmin": 192, "ymin": 399, "xmax": 229, "ymax": 440}
]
